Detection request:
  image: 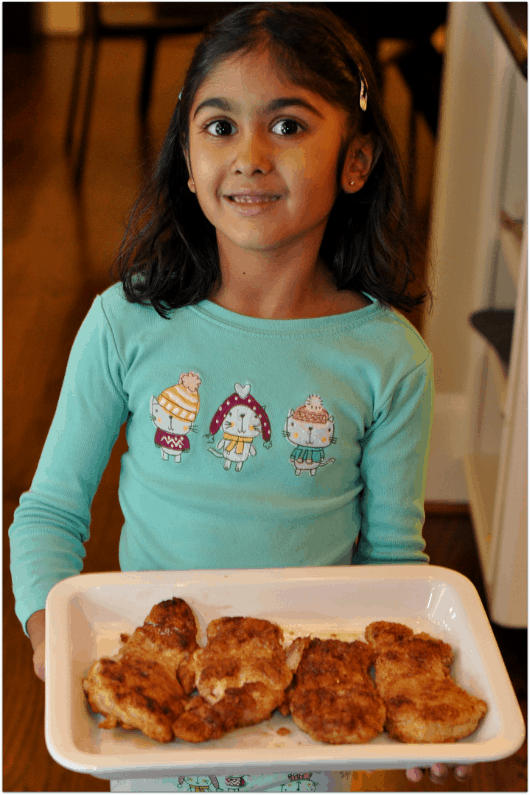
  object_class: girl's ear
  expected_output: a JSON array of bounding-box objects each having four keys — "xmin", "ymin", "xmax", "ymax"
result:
[
  {"xmin": 341, "ymin": 134, "xmax": 380, "ymax": 194},
  {"xmin": 183, "ymin": 148, "xmax": 196, "ymax": 193}
]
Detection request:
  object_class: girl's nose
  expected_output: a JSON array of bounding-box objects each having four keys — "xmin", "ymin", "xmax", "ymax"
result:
[{"xmin": 230, "ymin": 132, "xmax": 272, "ymax": 176}]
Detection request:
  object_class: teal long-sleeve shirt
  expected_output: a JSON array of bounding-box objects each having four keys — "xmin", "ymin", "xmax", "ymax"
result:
[{"xmin": 9, "ymin": 284, "xmax": 433, "ymax": 633}]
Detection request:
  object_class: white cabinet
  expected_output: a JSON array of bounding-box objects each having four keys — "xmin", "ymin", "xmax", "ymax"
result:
[
  {"xmin": 427, "ymin": 3, "xmax": 527, "ymax": 627},
  {"xmin": 464, "ymin": 225, "xmax": 526, "ymax": 629}
]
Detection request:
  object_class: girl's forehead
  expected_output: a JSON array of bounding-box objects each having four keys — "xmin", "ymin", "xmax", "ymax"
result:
[{"xmin": 192, "ymin": 48, "xmax": 318, "ymax": 108}]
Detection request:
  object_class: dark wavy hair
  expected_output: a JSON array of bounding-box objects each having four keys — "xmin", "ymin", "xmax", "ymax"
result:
[{"xmin": 115, "ymin": 2, "xmax": 432, "ymax": 319}]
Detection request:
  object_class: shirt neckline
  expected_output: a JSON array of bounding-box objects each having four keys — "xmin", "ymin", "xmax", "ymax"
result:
[{"xmin": 188, "ymin": 292, "xmax": 381, "ymax": 335}]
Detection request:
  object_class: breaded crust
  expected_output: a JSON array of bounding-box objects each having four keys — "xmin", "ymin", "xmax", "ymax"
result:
[
  {"xmin": 206, "ymin": 616, "xmax": 284, "ymax": 645},
  {"xmin": 83, "ymin": 656, "xmax": 187, "ymax": 743},
  {"xmin": 365, "ymin": 621, "xmax": 488, "ymax": 743},
  {"xmin": 364, "ymin": 621, "xmax": 415, "ymax": 649},
  {"xmin": 119, "ymin": 597, "xmax": 199, "ymax": 679},
  {"xmin": 83, "ymin": 597, "xmax": 199, "ymax": 743},
  {"xmin": 178, "ymin": 616, "xmax": 293, "ymax": 731},
  {"xmin": 172, "ymin": 683, "xmax": 271, "ymax": 743},
  {"xmin": 287, "ymin": 638, "xmax": 386, "ymax": 744}
]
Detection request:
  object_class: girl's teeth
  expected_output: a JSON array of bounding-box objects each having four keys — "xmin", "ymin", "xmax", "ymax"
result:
[{"xmin": 231, "ymin": 196, "xmax": 279, "ymax": 203}]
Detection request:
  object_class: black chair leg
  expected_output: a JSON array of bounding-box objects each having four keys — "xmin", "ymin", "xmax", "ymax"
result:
[
  {"xmin": 139, "ymin": 34, "xmax": 158, "ymax": 118},
  {"xmin": 65, "ymin": 32, "xmax": 87, "ymax": 153},
  {"xmin": 74, "ymin": 36, "xmax": 100, "ymax": 186}
]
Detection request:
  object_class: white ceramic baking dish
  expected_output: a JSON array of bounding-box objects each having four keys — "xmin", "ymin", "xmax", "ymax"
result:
[{"xmin": 44, "ymin": 565, "xmax": 525, "ymax": 780}]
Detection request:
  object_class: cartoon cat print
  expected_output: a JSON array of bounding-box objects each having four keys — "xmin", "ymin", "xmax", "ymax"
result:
[
  {"xmin": 284, "ymin": 395, "xmax": 336, "ymax": 477},
  {"xmin": 281, "ymin": 773, "xmax": 317, "ymax": 791},
  {"xmin": 176, "ymin": 775, "xmax": 220, "ymax": 792},
  {"xmin": 223, "ymin": 777, "xmax": 247, "ymax": 792},
  {"xmin": 207, "ymin": 383, "xmax": 272, "ymax": 471},
  {"xmin": 150, "ymin": 372, "xmax": 201, "ymax": 462},
  {"xmin": 173, "ymin": 773, "xmax": 318, "ymax": 792}
]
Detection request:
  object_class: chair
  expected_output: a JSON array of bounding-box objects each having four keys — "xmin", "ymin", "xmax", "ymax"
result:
[{"xmin": 64, "ymin": 2, "xmax": 228, "ymax": 185}]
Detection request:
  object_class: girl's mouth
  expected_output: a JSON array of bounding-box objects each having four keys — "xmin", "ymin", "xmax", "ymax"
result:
[{"xmin": 223, "ymin": 195, "xmax": 282, "ymax": 216}]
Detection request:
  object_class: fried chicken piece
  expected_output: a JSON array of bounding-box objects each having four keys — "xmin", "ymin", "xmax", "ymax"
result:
[
  {"xmin": 119, "ymin": 597, "xmax": 199, "ymax": 679},
  {"xmin": 172, "ymin": 683, "xmax": 267, "ymax": 742},
  {"xmin": 83, "ymin": 656, "xmax": 187, "ymax": 742},
  {"xmin": 177, "ymin": 617, "xmax": 292, "ymax": 731},
  {"xmin": 365, "ymin": 621, "xmax": 488, "ymax": 743},
  {"xmin": 364, "ymin": 621, "xmax": 415, "ymax": 649},
  {"xmin": 286, "ymin": 637, "xmax": 386, "ymax": 744},
  {"xmin": 83, "ymin": 597, "xmax": 199, "ymax": 743}
]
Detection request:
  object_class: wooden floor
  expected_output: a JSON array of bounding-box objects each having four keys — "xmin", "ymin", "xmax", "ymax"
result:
[{"xmin": 3, "ymin": 35, "xmax": 527, "ymax": 793}]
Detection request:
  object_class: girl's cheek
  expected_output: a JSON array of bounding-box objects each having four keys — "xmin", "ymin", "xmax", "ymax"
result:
[{"xmin": 197, "ymin": 151, "xmax": 221, "ymax": 174}]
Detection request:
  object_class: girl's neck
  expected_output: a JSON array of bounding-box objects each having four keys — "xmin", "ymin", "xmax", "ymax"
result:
[{"xmin": 210, "ymin": 241, "xmax": 370, "ymax": 320}]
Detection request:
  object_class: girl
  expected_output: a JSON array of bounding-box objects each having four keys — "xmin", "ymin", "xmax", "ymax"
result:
[{"xmin": 9, "ymin": 2, "xmax": 449, "ymax": 790}]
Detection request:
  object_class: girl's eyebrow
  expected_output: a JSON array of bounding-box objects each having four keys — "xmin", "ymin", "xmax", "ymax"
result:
[{"xmin": 192, "ymin": 96, "xmax": 324, "ymax": 120}]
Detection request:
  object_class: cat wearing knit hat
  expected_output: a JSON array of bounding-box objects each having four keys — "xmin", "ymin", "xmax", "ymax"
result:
[
  {"xmin": 283, "ymin": 395, "xmax": 336, "ymax": 477},
  {"xmin": 207, "ymin": 383, "xmax": 271, "ymax": 472},
  {"xmin": 150, "ymin": 372, "xmax": 201, "ymax": 462}
]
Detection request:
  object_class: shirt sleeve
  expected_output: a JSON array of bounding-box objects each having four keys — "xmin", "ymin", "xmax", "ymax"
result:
[
  {"xmin": 9, "ymin": 296, "xmax": 129, "ymax": 634},
  {"xmin": 354, "ymin": 355, "xmax": 434, "ymax": 565}
]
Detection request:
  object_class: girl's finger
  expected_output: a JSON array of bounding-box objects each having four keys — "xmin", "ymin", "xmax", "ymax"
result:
[
  {"xmin": 429, "ymin": 763, "xmax": 449, "ymax": 783},
  {"xmin": 33, "ymin": 644, "xmax": 46, "ymax": 682},
  {"xmin": 454, "ymin": 765, "xmax": 473, "ymax": 781},
  {"xmin": 405, "ymin": 767, "xmax": 423, "ymax": 783}
]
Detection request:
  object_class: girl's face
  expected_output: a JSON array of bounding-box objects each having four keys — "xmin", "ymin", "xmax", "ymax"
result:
[{"xmin": 186, "ymin": 48, "xmax": 369, "ymax": 258}]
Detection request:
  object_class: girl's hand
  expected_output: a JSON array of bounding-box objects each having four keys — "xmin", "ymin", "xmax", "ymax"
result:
[
  {"xmin": 406, "ymin": 765, "xmax": 473, "ymax": 783},
  {"xmin": 32, "ymin": 641, "xmax": 46, "ymax": 682},
  {"xmin": 27, "ymin": 609, "xmax": 46, "ymax": 682}
]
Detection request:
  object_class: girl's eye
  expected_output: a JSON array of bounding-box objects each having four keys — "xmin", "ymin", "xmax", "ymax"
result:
[
  {"xmin": 271, "ymin": 119, "xmax": 302, "ymax": 136},
  {"xmin": 204, "ymin": 118, "xmax": 303, "ymax": 137},
  {"xmin": 206, "ymin": 120, "xmax": 235, "ymax": 137}
]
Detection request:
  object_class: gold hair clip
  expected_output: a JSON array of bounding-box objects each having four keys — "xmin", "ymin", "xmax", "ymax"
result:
[{"xmin": 359, "ymin": 74, "xmax": 368, "ymax": 111}]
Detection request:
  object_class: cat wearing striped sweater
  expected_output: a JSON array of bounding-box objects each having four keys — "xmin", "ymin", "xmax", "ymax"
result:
[{"xmin": 150, "ymin": 372, "xmax": 201, "ymax": 462}]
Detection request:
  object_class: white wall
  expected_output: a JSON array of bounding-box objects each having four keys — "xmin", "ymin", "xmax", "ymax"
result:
[{"xmin": 424, "ymin": 393, "xmax": 468, "ymax": 502}]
